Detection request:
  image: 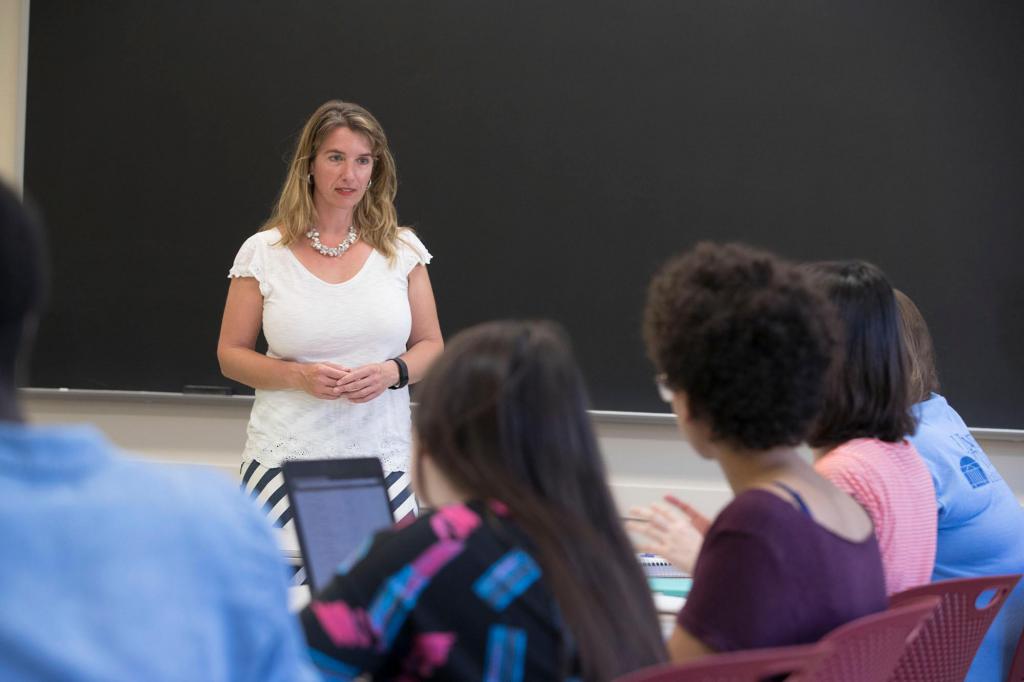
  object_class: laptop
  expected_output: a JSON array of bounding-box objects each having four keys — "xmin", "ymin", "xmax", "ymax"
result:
[{"xmin": 282, "ymin": 458, "xmax": 395, "ymax": 594}]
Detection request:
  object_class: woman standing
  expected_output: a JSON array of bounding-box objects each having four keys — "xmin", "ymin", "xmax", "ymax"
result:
[{"xmin": 218, "ymin": 101, "xmax": 443, "ymax": 531}]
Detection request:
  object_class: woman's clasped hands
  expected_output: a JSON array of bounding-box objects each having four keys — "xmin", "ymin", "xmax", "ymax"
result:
[
  {"xmin": 626, "ymin": 495, "xmax": 711, "ymax": 575},
  {"xmin": 298, "ymin": 361, "xmax": 399, "ymax": 403}
]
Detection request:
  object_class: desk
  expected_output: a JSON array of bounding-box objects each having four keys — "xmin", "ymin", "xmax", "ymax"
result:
[
  {"xmin": 653, "ymin": 593, "xmax": 685, "ymax": 639},
  {"xmin": 289, "ymin": 585, "xmax": 311, "ymax": 612},
  {"xmin": 277, "ymin": 525, "xmax": 302, "ymax": 565}
]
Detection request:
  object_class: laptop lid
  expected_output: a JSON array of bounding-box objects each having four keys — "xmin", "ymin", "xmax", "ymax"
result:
[{"xmin": 282, "ymin": 458, "xmax": 395, "ymax": 594}]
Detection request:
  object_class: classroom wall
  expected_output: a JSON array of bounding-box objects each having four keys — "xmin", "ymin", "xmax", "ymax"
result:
[
  {"xmin": 0, "ymin": 0, "xmax": 28, "ymax": 188},
  {"xmin": 5, "ymin": 3, "xmax": 1024, "ymax": 517},
  {"xmin": 19, "ymin": 391, "xmax": 733, "ymax": 515},
  {"xmin": 20, "ymin": 392, "xmax": 1024, "ymax": 519}
]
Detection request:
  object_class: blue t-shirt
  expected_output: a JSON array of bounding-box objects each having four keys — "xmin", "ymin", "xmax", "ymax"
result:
[
  {"xmin": 0, "ymin": 423, "xmax": 317, "ymax": 681},
  {"xmin": 909, "ymin": 394, "xmax": 1024, "ymax": 682}
]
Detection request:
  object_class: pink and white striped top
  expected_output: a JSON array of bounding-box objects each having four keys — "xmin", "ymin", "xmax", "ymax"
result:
[{"xmin": 815, "ymin": 438, "xmax": 937, "ymax": 596}]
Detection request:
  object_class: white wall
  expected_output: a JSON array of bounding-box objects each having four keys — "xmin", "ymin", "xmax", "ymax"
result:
[
  {"xmin": 5, "ymin": 3, "xmax": 1024, "ymax": 517},
  {"xmin": 20, "ymin": 391, "xmax": 733, "ymax": 516},
  {"xmin": 0, "ymin": 0, "xmax": 28, "ymax": 188},
  {"xmin": 21, "ymin": 391, "xmax": 1024, "ymax": 519}
]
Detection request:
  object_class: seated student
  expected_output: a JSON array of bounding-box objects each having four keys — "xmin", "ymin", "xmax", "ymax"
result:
[
  {"xmin": 805, "ymin": 262, "xmax": 938, "ymax": 596},
  {"xmin": 631, "ymin": 242, "xmax": 886, "ymax": 662},
  {"xmin": 0, "ymin": 183, "xmax": 315, "ymax": 679},
  {"xmin": 300, "ymin": 320, "xmax": 667, "ymax": 681},
  {"xmin": 896, "ymin": 289, "xmax": 1024, "ymax": 682}
]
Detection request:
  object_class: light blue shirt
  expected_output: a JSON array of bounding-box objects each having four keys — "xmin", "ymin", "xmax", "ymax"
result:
[
  {"xmin": 909, "ymin": 394, "xmax": 1024, "ymax": 682},
  {"xmin": 0, "ymin": 423, "xmax": 317, "ymax": 681}
]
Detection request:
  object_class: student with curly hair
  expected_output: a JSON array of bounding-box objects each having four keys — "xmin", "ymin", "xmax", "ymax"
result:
[
  {"xmin": 806, "ymin": 262, "xmax": 937, "ymax": 596},
  {"xmin": 631, "ymin": 242, "xmax": 886, "ymax": 662}
]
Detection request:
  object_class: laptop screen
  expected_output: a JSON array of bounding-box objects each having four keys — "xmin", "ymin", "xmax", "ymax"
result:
[{"xmin": 285, "ymin": 460, "xmax": 395, "ymax": 594}]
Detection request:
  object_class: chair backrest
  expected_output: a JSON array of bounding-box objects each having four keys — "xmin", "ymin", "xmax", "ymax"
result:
[
  {"xmin": 615, "ymin": 643, "xmax": 832, "ymax": 682},
  {"xmin": 888, "ymin": 574, "xmax": 1022, "ymax": 682},
  {"xmin": 799, "ymin": 596, "xmax": 939, "ymax": 682}
]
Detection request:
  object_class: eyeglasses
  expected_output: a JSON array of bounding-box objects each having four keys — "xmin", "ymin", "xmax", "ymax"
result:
[{"xmin": 654, "ymin": 374, "xmax": 674, "ymax": 403}]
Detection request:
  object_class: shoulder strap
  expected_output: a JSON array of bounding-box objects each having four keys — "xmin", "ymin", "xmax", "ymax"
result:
[{"xmin": 769, "ymin": 481, "xmax": 814, "ymax": 518}]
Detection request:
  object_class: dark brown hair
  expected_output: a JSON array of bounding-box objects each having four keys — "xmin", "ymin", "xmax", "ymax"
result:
[
  {"xmin": 413, "ymin": 320, "xmax": 666, "ymax": 681},
  {"xmin": 804, "ymin": 261, "xmax": 916, "ymax": 448},
  {"xmin": 644, "ymin": 242, "xmax": 838, "ymax": 450},
  {"xmin": 0, "ymin": 183, "xmax": 47, "ymax": 380},
  {"xmin": 895, "ymin": 289, "xmax": 940, "ymax": 404}
]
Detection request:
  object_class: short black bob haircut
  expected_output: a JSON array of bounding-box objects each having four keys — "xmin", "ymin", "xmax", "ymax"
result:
[
  {"xmin": 0, "ymin": 182, "xmax": 47, "ymax": 376},
  {"xmin": 644, "ymin": 242, "xmax": 837, "ymax": 451},
  {"xmin": 803, "ymin": 260, "xmax": 915, "ymax": 448}
]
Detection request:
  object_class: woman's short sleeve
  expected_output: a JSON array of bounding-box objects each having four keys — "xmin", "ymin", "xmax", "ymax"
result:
[
  {"xmin": 228, "ymin": 233, "xmax": 271, "ymax": 297},
  {"xmin": 396, "ymin": 229, "xmax": 432, "ymax": 276}
]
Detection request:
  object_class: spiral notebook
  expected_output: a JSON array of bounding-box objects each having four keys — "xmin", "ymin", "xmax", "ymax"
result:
[{"xmin": 638, "ymin": 553, "xmax": 689, "ymax": 579}]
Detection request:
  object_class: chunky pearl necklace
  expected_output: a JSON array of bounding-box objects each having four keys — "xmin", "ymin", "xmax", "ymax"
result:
[{"xmin": 306, "ymin": 225, "xmax": 357, "ymax": 257}]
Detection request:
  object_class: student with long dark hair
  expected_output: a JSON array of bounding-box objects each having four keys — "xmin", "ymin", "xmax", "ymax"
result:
[
  {"xmin": 300, "ymin": 321, "xmax": 666, "ymax": 681},
  {"xmin": 897, "ymin": 290, "xmax": 1024, "ymax": 682},
  {"xmin": 806, "ymin": 261, "xmax": 937, "ymax": 595},
  {"xmin": 632, "ymin": 243, "xmax": 886, "ymax": 662}
]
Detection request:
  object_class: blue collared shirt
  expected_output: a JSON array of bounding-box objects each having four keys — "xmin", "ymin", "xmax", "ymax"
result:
[{"xmin": 0, "ymin": 422, "xmax": 317, "ymax": 681}]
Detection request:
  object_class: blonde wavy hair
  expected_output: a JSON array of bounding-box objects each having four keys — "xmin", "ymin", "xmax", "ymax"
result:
[{"xmin": 261, "ymin": 100, "xmax": 402, "ymax": 260}]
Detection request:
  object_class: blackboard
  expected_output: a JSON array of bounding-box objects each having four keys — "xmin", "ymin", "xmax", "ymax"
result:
[{"xmin": 24, "ymin": 1, "xmax": 1024, "ymax": 427}]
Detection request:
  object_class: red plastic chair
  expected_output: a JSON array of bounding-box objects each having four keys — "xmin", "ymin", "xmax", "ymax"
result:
[
  {"xmin": 800, "ymin": 596, "xmax": 939, "ymax": 681},
  {"xmin": 888, "ymin": 574, "xmax": 1022, "ymax": 682},
  {"xmin": 615, "ymin": 642, "xmax": 831, "ymax": 682}
]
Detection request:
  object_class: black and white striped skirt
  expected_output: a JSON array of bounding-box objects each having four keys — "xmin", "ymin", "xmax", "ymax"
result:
[{"xmin": 239, "ymin": 457, "xmax": 418, "ymax": 534}]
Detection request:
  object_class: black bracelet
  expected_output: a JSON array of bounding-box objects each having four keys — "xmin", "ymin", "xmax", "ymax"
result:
[{"xmin": 388, "ymin": 357, "xmax": 409, "ymax": 390}]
